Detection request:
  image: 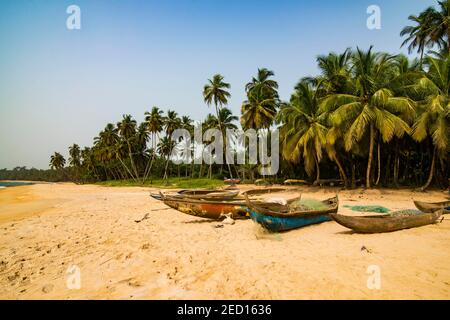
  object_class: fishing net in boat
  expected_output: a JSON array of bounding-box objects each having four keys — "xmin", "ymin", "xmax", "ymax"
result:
[
  {"xmin": 290, "ymin": 198, "xmax": 328, "ymax": 210},
  {"xmin": 390, "ymin": 209, "xmax": 423, "ymax": 216},
  {"xmin": 343, "ymin": 205, "xmax": 390, "ymax": 213}
]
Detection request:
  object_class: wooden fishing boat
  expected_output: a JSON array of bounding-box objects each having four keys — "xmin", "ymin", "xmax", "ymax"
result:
[
  {"xmin": 150, "ymin": 189, "xmax": 239, "ymax": 201},
  {"xmin": 161, "ymin": 188, "xmax": 292, "ymax": 220},
  {"xmin": 161, "ymin": 194, "xmax": 248, "ymax": 219},
  {"xmin": 330, "ymin": 210, "xmax": 443, "ymax": 234},
  {"xmin": 245, "ymin": 194, "xmax": 338, "ymax": 232},
  {"xmin": 413, "ymin": 200, "xmax": 450, "ymax": 214}
]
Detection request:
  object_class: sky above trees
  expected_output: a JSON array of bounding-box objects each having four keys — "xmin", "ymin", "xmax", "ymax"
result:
[{"xmin": 0, "ymin": 0, "xmax": 436, "ymax": 169}]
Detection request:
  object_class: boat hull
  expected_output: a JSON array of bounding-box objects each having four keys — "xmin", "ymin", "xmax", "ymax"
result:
[
  {"xmin": 413, "ymin": 200, "xmax": 450, "ymax": 214},
  {"xmin": 163, "ymin": 198, "xmax": 248, "ymax": 220},
  {"xmin": 248, "ymin": 209, "xmax": 331, "ymax": 232},
  {"xmin": 330, "ymin": 210, "xmax": 442, "ymax": 233},
  {"xmin": 245, "ymin": 195, "xmax": 338, "ymax": 232}
]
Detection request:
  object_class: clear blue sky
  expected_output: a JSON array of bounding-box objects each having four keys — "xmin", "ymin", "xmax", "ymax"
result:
[{"xmin": 0, "ymin": 0, "xmax": 436, "ymax": 169}]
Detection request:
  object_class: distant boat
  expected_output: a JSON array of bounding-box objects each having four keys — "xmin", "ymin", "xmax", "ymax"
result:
[
  {"xmin": 413, "ymin": 200, "xmax": 450, "ymax": 214},
  {"xmin": 224, "ymin": 178, "xmax": 241, "ymax": 185},
  {"xmin": 330, "ymin": 210, "xmax": 443, "ymax": 233},
  {"xmin": 245, "ymin": 194, "xmax": 338, "ymax": 232}
]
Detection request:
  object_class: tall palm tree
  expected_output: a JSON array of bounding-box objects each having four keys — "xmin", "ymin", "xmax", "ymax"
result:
[
  {"xmin": 117, "ymin": 114, "xmax": 139, "ymax": 180},
  {"xmin": 241, "ymin": 88, "xmax": 278, "ymax": 131},
  {"xmin": 68, "ymin": 144, "xmax": 81, "ymax": 167},
  {"xmin": 157, "ymin": 136, "xmax": 175, "ymax": 181},
  {"xmin": 164, "ymin": 110, "xmax": 181, "ymax": 138},
  {"xmin": 145, "ymin": 107, "xmax": 164, "ymax": 150},
  {"xmin": 312, "ymin": 50, "xmax": 353, "ymax": 95},
  {"xmin": 410, "ymin": 55, "xmax": 450, "ymax": 190},
  {"xmin": 279, "ymin": 81, "xmax": 331, "ymax": 184},
  {"xmin": 401, "ymin": 8, "xmax": 439, "ymax": 65},
  {"xmin": 426, "ymin": 1, "xmax": 450, "ymax": 51},
  {"xmin": 245, "ymin": 68, "xmax": 279, "ymax": 98},
  {"xmin": 143, "ymin": 107, "xmax": 164, "ymax": 183},
  {"xmin": 321, "ymin": 47, "xmax": 416, "ymax": 188},
  {"xmin": 50, "ymin": 152, "xmax": 66, "ymax": 171},
  {"xmin": 203, "ymin": 74, "xmax": 233, "ymax": 177},
  {"xmin": 202, "ymin": 113, "xmax": 219, "ymax": 178},
  {"xmin": 68, "ymin": 144, "xmax": 81, "ymax": 182},
  {"xmin": 241, "ymin": 68, "xmax": 279, "ymax": 131}
]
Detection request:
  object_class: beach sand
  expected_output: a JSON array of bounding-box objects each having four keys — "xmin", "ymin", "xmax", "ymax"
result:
[{"xmin": 0, "ymin": 183, "xmax": 449, "ymax": 299}]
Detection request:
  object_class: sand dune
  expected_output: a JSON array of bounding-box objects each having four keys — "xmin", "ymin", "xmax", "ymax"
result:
[{"xmin": 0, "ymin": 183, "xmax": 449, "ymax": 299}]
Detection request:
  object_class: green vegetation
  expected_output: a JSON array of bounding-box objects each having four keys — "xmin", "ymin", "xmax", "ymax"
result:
[
  {"xmin": 1, "ymin": 1, "xmax": 448, "ymax": 190},
  {"xmin": 95, "ymin": 177, "xmax": 225, "ymax": 189}
]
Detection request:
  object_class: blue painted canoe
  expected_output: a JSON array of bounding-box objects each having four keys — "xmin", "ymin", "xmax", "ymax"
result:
[{"xmin": 245, "ymin": 194, "xmax": 338, "ymax": 232}]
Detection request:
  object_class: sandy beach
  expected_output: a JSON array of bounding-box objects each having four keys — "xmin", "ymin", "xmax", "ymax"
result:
[{"xmin": 0, "ymin": 183, "xmax": 449, "ymax": 300}]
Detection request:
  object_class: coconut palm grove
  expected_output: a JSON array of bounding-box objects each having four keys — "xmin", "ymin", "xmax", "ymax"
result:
[{"xmin": 1, "ymin": 1, "xmax": 449, "ymax": 190}]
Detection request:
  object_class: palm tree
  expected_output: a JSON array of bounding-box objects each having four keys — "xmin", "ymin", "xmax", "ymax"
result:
[
  {"xmin": 50, "ymin": 152, "xmax": 66, "ymax": 179},
  {"xmin": 401, "ymin": 1, "xmax": 450, "ymax": 56},
  {"xmin": 145, "ymin": 107, "xmax": 164, "ymax": 149},
  {"xmin": 135, "ymin": 122, "xmax": 150, "ymax": 172},
  {"xmin": 241, "ymin": 68, "xmax": 279, "ymax": 131},
  {"xmin": 157, "ymin": 136, "xmax": 175, "ymax": 181},
  {"xmin": 241, "ymin": 87, "xmax": 278, "ymax": 131},
  {"xmin": 314, "ymin": 49, "xmax": 353, "ymax": 95},
  {"xmin": 203, "ymin": 74, "xmax": 233, "ymax": 177},
  {"xmin": 401, "ymin": 8, "xmax": 439, "ymax": 65},
  {"xmin": 143, "ymin": 107, "xmax": 164, "ymax": 183},
  {"xmin": 117, "ymin": 115, "xmax": 139, "ymax": 180},
  {"xmin": 202, "ymin": 113, "xmax": 219, "ymax": 178},
  {"xmin": 94, "ymin": 123, "xmax": 130, "ymax": 179},
  {"xmin": 321, "ymin": 47, "xmax": 416, "ymax": 188},
  {"xmin": 425, "ymin": 1, "xmax": 450, "ymax": 52},
  {"xmin": 241, "ymin": 70, "xmax": 279, "ymax": 180},
  {"xmin": 278, "ymin": 81, "xmax": 330, "ymax": 184},
  {"xmin": 164, "ymin": 110, "xmax": 181, "ymax": 138},
  {"xmin": 180, "ymin": 116, "xmax": 194, "ymax": 177},
  {"xmin": 68, "ymin": 144, "xmax": 81, "ymax": 167},
  {"xmin": 245, "ymin": 68, "xmax": 279, "ymax": 98},
  {"xmin": 410, "ymin": 55, "xmax": 450, "ymax": 190},
  {"xmin": 68, "ymin": 144, "xmax": 81, "ymax": 182}
]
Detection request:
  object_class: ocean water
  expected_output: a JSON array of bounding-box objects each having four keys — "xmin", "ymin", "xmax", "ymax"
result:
[{"xmin": 0, "ymin": 181, "xmax": 34, "ymax": 188}]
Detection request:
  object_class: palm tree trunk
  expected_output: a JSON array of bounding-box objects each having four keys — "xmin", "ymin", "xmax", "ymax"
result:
[
  {"xmin": 163, "ymin": 155, "xmax": 170, "ymax": 181},
  {"xmin": 142, "ymin": 150, "xmax": 156, "ymax": 184},
  {"xmin": 215, "ymin": 103, "xmax": 233, "ymax": 179},
  {"xmin": 393, "ymin": 142, "xmax": 400, "ymax": 188},
  {"xmin": 334, "ymin": 154, "xmax": 348, "ymax": 188},
  {"xmin": 366, "ymin": 123, "xmax": 375, "ymax": 188},
  {"xmin": 126, "ymin": 141, "xmax": 139, "ymax": 179},
  {"xmin": 118, "ymin": 156, "xmax": 136, "ymax": 181},
  {"xmin": 420, "ymin": 146, "xmax": 436, "ymax": 191},
  {"xmin": 350, "ymin": 156, "xmax": 356, "ymax": 188},
  {"xmin": 384, "ymin": 153, "xmax": 391, "ymax": 186},
  {"xmin": 375, "ymin": 141, "xmax": 381, "ymax": 186},
  {"xmin": 314, "ymin": 154, "xmax": 320, "ymax": 184}
]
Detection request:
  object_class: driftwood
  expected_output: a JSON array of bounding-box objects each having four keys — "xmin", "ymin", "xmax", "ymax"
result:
[{"xmin": 134, "ymin": 213, "xmax": 149, "ymax": 223}]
